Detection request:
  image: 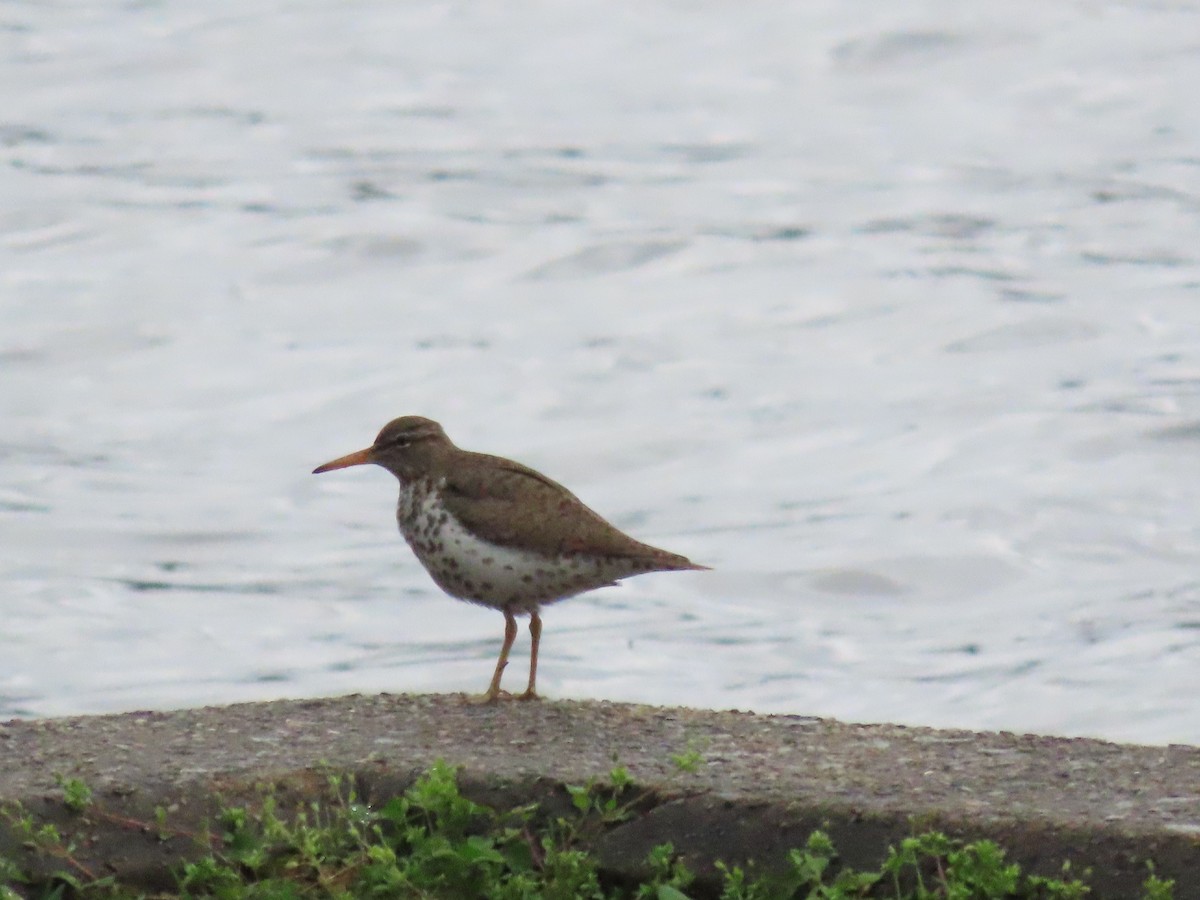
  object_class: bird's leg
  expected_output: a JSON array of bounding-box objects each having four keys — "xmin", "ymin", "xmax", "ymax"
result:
[
  {"xmin": 479, "ymin": 609, "xmax": 518, "ymax": 703},
  {"xmin": 518, "ymin": 610, "xmax": 542, "ymax": 701}
]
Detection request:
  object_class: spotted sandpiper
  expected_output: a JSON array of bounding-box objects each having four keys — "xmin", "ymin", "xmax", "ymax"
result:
[{"xmin": 313, "ymin": 416, "xmax": 707, "ymax": 702}]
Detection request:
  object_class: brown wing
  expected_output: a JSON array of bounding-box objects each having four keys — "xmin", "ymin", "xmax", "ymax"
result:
[{"xmin": 440, "ymin": 451, "xmax": 706, "ymax": 570}]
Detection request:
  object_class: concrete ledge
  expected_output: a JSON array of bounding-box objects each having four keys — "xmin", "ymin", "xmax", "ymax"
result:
[{"xmin": 1, "ymin": 694, "xmax": 1197, "ymax": 897}]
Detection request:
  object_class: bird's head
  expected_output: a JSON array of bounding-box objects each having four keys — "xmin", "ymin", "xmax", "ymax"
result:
[{"xmin": 312, "ymin": 416, "xmax": 452, "ymax": 480}]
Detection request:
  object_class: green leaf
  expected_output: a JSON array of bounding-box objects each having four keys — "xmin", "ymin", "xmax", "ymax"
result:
[
  {"xmin": 378, "ymin": 796, "xmax": 410, "ymax": 824},
  {"xmin": 567, "ymin": 784, "xmax": 592, "ymax": 813}
]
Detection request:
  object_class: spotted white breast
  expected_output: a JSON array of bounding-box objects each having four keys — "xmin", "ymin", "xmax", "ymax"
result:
[{"xmin": 394, "ymin": 478, "xmax": 621, "ymax": 612}]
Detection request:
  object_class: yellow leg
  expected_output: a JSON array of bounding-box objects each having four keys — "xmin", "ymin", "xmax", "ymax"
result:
[
  {"xmin": 518, "ymin": 611, "xmax": 542, "ymax": 701},
  {"xmin": 480, "ymin": 610, "xmax": 518, "ymax": 703}
]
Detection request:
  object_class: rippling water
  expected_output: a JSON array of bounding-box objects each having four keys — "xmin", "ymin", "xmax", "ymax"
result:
[{"xmin": 3, "ymin": 1, "xmax": 1199, "ymax": 744}]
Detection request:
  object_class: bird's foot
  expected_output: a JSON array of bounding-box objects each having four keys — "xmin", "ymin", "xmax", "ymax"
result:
[
  {"xmin": 471, "ymin": 688, "xmax": 511, "ymax": 705},
  {"xmin": 516, "ymin": 689, "xmax": 541, "ymax": 702}
]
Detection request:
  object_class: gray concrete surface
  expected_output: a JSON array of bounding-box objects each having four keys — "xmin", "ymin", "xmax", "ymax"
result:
[{"xmin": 1, "ymin": 694, "xmax": 1197, "ymax": 897}]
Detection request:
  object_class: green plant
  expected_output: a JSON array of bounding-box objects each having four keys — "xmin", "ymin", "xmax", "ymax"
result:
[
  {"xmin": 53, "ymin": 776, "xmax": 93, "ymax": 815},
  {"xmin": 0, "ymin": 760, "xmax": 1180, "ymax": 900},
  {"xmin": 1141, "ymin": 862, "xmax": 1175, "ymax": 900}
]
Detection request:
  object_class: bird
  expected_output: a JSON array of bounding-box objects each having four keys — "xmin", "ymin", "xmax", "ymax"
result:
[{"xmin": 312, "ymin": 415, "xmax": 707, "ymax": 702}]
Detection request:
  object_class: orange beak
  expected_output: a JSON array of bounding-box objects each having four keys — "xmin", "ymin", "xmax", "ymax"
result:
[{"xmin": 312, "ymin": 447, "xmax": 374, "ymax": 474}]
